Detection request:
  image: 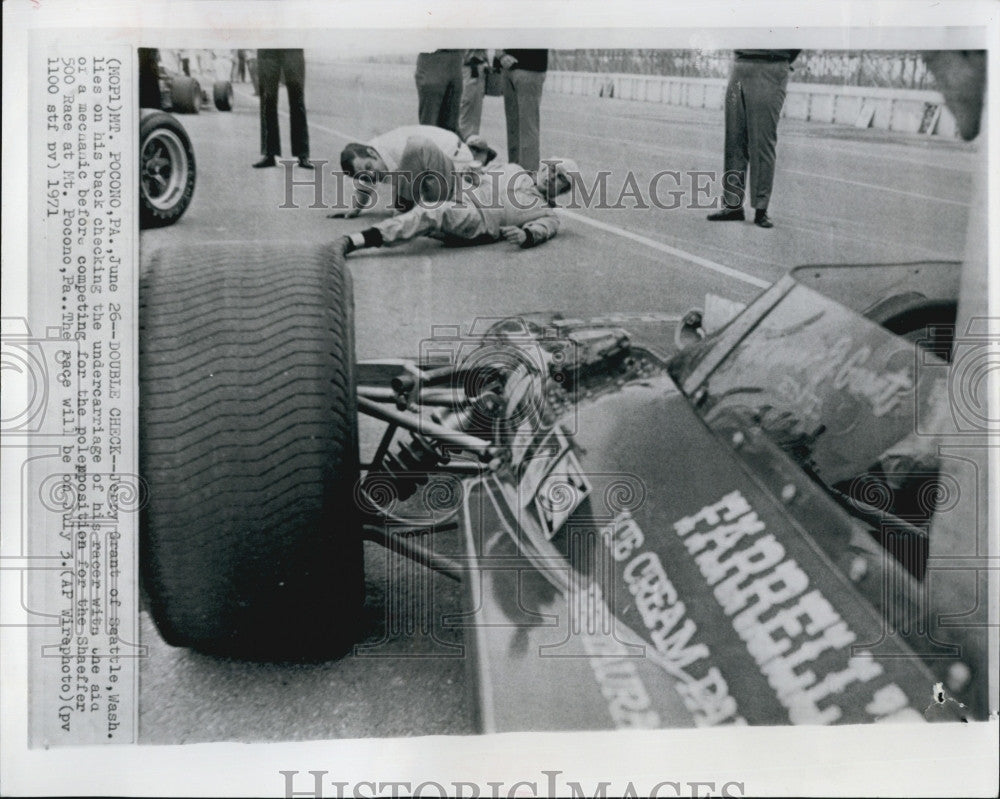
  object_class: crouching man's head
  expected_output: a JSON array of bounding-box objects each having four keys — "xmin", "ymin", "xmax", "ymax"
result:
[
  {"xmin": 340, "ymin": 143, "xmax": 389, "ymax": 182},
  {"xmin": 537, "ymin": 157, "xmax": 579, "ymax": 205}
]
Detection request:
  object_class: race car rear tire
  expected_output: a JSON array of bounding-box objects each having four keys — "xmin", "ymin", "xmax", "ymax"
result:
[
  {"xmin": 139, "ymin": 111, "xmax": 196, "ymax": 229},
  {"xmin": 170, "ymin": 76, "xmax": 200, "ymax": 113},
  {"xmin": 213, "ymin": 80, "xmax": 234, "ymax": 111},
  {"xmin": 139, "ymin": 242, "xmax": 364, "ymax": 659}
]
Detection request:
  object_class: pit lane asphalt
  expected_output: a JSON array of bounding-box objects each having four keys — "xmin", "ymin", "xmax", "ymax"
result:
[{"xmin": 138, "ymin": 55, "xmax": 977, "ymax": 743}]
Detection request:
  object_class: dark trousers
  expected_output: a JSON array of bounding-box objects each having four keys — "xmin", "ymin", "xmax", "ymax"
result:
[
  {"xmin": 722, "ymin": 59, "xmax": 790, "ymax": 210},
  {"xmin": 257, "ymin": 49, "xmax": 309, "ymax": 158},
  {"xmin": 415, "ymin": 51, "xmax": 463, "ymax": 135}
]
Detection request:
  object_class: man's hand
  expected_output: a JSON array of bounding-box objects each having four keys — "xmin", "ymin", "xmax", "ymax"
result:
[
  {"xmin": 500, "ymin": 226, "xmax": 527, "ymax": 246},
  {"xmin": 327, "ymin": 207, "xmax": 361, "ymax": 220},
  {"xmin": 333, "ymin": 235, "xmax": 355, "ymax": 256},
  {"xmin": 328, "ymin": 183, "xmax": 377, "ymax": 218},
  {"xmin": 499, "ymin": 53, "xmax": 518, "ymax": 70}
]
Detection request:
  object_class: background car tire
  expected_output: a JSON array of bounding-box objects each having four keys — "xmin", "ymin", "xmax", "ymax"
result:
[
  {"xmin": 864, "ymin": 294, "xmax": 957, "ymax": 362},
  {"xmin": 169, "ymin": 75, "xmax": 201, "ymax": 113},
  {"xmin": 213, "ymin": 80, "xmax": 234, "ymax": 111},
  {"xmin": 139, "ymin": 242, "xmax": 364, "ymax": 659},
  {"xmin": 139, "ymin": 110, "xmax": 196, "ymax": 229}
]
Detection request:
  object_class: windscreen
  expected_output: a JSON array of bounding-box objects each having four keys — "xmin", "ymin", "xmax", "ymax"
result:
[{"xmin": 690, "ymin": 283, "xmax": 948, "ymax": 518}]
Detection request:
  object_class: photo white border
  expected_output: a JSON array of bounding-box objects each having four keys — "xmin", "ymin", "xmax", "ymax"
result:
[{"xmin": 3, "ymin": 1, "xmax": 997, "ymax": 796}]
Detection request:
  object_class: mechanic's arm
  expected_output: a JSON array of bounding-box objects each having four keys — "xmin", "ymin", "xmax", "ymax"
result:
[
  {"xmin": 328, "ymin": 184, "xmax": 374, "ymax": 219},
  {"xmin": 499, "ymin": 213, "xmax": 560, "ymax": 248}
]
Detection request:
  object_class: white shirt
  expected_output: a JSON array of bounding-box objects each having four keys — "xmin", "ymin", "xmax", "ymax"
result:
[{"xmin": 369, "ymin": 125, "xmax": 473, "ymax": 172}]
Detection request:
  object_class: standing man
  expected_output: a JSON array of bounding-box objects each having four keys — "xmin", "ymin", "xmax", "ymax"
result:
[
  {"xmin": 231, "ymin": 49, "xmax": 247, "ymax": 83},
  {"xmin": 248, "ymin": 51, "xmax": 259, "ymax": 96},
  {"xmin": 498, "ymin": 49, "xmax": 547, "ymax": 173},
  {"xmin": 254, "ymin": 48, "xmax": 312, "ymax": 169},
  {"xmin": 415, "ymin": 50, "xmax": 464, "ymax": 135},
  {"xmin": 459, "ymin": 49, "xmax": 489, "ymax": 140},
  {"xmin": 707, "ymin": 49, "xmax": 800, "ymax": 228}
]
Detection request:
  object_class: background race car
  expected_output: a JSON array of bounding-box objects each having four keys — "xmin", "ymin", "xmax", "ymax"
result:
[
  {"xmin": 140, "ymin": 48, "xmax": 235, "ymax": 114},
  {"xmin": 138, "ymin": 49, "xmax": 197, "ymax": 228}
]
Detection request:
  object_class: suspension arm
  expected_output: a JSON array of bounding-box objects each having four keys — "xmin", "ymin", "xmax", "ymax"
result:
[{"xmin": 357, "ymin": 395, "xmax": 496, "ymax": 459}]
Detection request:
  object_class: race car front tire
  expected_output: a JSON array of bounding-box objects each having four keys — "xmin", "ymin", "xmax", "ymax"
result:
[
  {"xmin": 139, "ymin": 111, "xmax": 196, "ymax": 229},
  {"xmin": 139, "ymin": 242, "xmax": 364, "ymax": 659}
]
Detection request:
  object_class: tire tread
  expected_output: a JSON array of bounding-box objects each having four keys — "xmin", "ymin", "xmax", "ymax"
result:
[{"xmin": 139, "ymin": 242, "xmax": 362, "ymax": 658}]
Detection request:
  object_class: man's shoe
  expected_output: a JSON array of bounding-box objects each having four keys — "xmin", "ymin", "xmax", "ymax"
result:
[
  {"xmin": 754, "ymin": 209, "xmax": 774, "ymax": 228},
  {"xmin": 253, "ymin": 156, "xmax": 276, "ymax": 168},
  {"xmin": 297, "ymin": 157, "xmax": 315, "ymax": 170},
  {"xmin": 466, "ymin": 135, "xmax": 498, "ymax": 167},
  {"xmin": 707, "ymin": 206, "xmax": 745, "ymax": 222}
]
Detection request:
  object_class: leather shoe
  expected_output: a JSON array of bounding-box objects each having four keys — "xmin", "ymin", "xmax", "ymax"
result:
[
  {"xmin": 297, "ymin": 157, "xmax": 315, "ymax": 170},
  {"xmin": 754, "ymin": 209, "xmax": 774, "ymax": 228},
  {"xmin": 707, "ymin": 206, "xmax": 745, "ymax": 222},
  {"xmin": 252, "ymin": 156, "xmax": 276, "ymax": 168}
]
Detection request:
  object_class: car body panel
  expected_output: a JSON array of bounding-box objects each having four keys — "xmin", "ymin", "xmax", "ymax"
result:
[
  {"xmin": 459, "ymin": 476, "xmax": 698, "ymax": 732},
  {"xmin": 459, "ymin": 369, "xmax": 937, "ymax": 728}
]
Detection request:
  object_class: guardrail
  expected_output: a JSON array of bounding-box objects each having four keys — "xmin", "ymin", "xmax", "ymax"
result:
[
  {"xmin": 546, "ymin": 71, "xmax": 959, "ymax": 138},
  {"xmin": 332, "ymin": 60, "xmax": 960, "ymax": 138}
]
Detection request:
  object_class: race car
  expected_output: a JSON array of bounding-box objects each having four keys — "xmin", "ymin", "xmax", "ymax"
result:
[
  {"xmin": 139, "ymin": 49, "xmax": 196, "ymax": 228},
  {"xmin": 141, "ymin": 48, "xmax": 235, "ymax": 114},
  {"xmin": 137, "ymin": 242, "xmax": 987, "ymax": 729}
]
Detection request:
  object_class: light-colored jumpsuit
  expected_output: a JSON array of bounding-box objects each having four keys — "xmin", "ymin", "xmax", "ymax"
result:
[{"xmin": 374, "ymin": 161, "xmax": 560, "ymax": 248}]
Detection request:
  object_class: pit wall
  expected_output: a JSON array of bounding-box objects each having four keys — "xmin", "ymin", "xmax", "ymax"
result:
[
  {"xmin": 546, "ymin": 71, "xmax": 959, "ymax": 138},
  {"xmin": 347, "ymin": 60, "xmax": 959, "ymax": 138}
]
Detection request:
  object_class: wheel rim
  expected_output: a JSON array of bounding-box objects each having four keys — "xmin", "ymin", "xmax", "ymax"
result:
[{"xmin": 141, "ymin": 128, "xmax": 188, "ymax": 211}]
